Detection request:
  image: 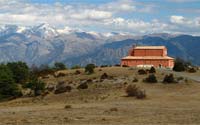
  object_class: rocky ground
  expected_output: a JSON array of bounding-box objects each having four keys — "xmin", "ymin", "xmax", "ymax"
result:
[{"xmin": 0, "ymin": 67, "xmax": 200, "ymax": 125}]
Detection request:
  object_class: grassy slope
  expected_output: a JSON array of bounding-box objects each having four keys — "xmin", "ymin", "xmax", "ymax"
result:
[{"xmin": 0, "ymin": 67, "xmax": 200, "ymax": 125}]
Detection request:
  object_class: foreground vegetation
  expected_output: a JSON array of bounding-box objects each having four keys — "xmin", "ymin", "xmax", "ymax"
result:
[
  {"xmin": 0, "ymin": 66, "xmax": 199, "ymax": 125},
  {"xmin": 0, "ymin": 62, "xmax": 68, "ymax": 101}
]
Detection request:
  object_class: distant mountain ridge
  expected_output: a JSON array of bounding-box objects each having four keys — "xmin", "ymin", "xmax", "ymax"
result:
[{"xmin": 0, "ymin": 23, "xmax": 199, "ymax": 66}]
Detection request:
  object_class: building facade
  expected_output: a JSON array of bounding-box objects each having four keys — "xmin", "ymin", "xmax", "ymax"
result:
[{"xmin": 121, "ymin": 46, "xmax": 174, "ymax": 68}]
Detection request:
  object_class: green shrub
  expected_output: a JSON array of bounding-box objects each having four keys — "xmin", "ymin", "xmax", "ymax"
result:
[
  {"xmin": 71, "ymin": 65, "xmax": 81, "ymax": 69},
  {"xmin": 85, "ymin": 64, "xmax": 95, "ymax": 74},
  {"xmin": 25, "ymin": 77, "xmax": 45, "ymax": 96},
  {"xmin": 144, "ymin": 74, "xmax": 157, "ymax": 83},
  {"xmin": 54, "ymin": 62, "xmax": 67, "ymax": 70}
]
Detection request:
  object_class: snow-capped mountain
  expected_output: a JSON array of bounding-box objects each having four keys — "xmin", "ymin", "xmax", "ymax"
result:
[
  {"xmin": 23, "ymin": 23, "xmax": 59, "ymax": 39},
  {"xmin": 0, "ymin": 23, "xmax": 199, "ymax": 67}
]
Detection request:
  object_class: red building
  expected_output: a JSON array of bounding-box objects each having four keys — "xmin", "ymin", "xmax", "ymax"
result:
[{"xmin": 121, "ymin": 46, "xmax": 174, "ymax": 68}]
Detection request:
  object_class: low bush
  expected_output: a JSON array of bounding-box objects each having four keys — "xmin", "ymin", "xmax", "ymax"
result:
[
  {"xmin": 54, "ymin": 62, "xmax": 67, "ymax": 70},
  {"xmin": 188, "ymin": 67, "xmax": 197, "ymax": 73},
  {"xmin": 71, "ymin": 65, "xmax": 81, "ymax": 69},
  {"xmin": 100, "ymin": 65, "xmax": 108, "ymax": 68},
  {"xmin": 138, "ymin": 69, "xmax": 147, "ymax": 75},
  {"xmin": 122, "ymin": 65, "xmax": 129, "ymax": 67},
  {"xmin": 86, "ymin": 79, "xmax": 93, "ymax": 83},
  {"xmin": 126, "ymin": 84, "xmax": 139, "ymax": 97},
  {"xmin": 64, "ymin": 105, "xmax": 72, "ymax": 109},
  {"xmin": 144, "ymin": 74, "xmax": 157, "ymax": 83},
  {"xmin": 125, "ymin": 84, "xmax": 146, "ymax": 99},
  {"xmin": 77, "ymin": 82, "xmax": 88, "ymax": 89},
  {"xmin": 135, "ymin": 90, "xmax": 146, "ymax": 99},
  {"xmin": 115, "ymin": 64, "xmax": 120, "ymax": 67},
  {"xmin": 177, "ymin": 76, "xmax": 184, "ymax": 81},
  {"xmin": 56, "ymin": 72, "xmax": 66, "ymax": 77},
  {"xmin": 100, "ymin": 73, "xmax": 109, "ymax": 80},
  {"xmin": 25, "ymin": 78, "xmax": 46, "ymax": 96},
  {"xmin": 163, "ymin": 74, "xmax": 176, "ymax": 84},
  {"xmin": 132, "ymin": 77, "xmax": 138, "ymax": 82},
  {"xmin": 110, "ymin": 107, "xmax": 118, "ymax": 112},
  {"xmin": 74, "ymin": 70, "xmax": 81, "ymax": 75},
  {"xmin": 85, "ymin": 64, "xmax": 95, "ymax": 74}
]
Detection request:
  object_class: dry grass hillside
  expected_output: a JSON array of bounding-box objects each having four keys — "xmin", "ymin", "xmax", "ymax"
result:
[{"xmin": 0, "ymin": 67, "xmax": 200, "ymax": 125}]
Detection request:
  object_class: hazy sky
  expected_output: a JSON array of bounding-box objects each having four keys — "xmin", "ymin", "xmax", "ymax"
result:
[{"xmin": 0, "ymin": 0, "xmax": 200, "ymax": 35}]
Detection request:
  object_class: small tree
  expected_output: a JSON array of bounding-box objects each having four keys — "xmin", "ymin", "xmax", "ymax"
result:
[
  {"xmin": 7, "ymin": 61, "xmax": 29, "ymax": 84},
  {"xmin": 54, "ymin": 62, "xmax": 67, "ymax": 70},
  {"xmin": 0, "ymin": 64, "xmax": 21, "ymax": 100},
  {"xmin": 85, "ymin": 64, "xmax": 95, "ymax": 74},
  {"xmin": 173, "ymin": 58, "xmax": 190, "ymax": 72}
]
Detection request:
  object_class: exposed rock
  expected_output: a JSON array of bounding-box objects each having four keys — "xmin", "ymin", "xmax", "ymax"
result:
[
  {"xmin": 55, "ymin": 72, "xmax": 66, "ymax": 78},
  {"xmin": 77, "ymin": 82, "xmax": 88, "ymax": 89},
  {"xmin": 22, "ymin": 88, "xmax": 34, "ymax": 97},
  {"xmin": 74, "ymin": 70, "xmax": 81, "ymax": 75},
  {"xmin": 54, "ymin": 82, "xmax": 72, "ymax": 94},
  {"xmin": 46, "ymin": 84, "xmax": 56, "ymax": 92}
]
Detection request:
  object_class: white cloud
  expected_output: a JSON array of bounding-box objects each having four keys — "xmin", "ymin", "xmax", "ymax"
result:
[
  {"xmin": 101, "ymin": 1, "xmax": 136, "ymax": 13},
  {"xmin": 168, "ymin": 15, "xmax": 200, "ymax": 35},
  {"xmin": 70, "ymin": 10, "xmax": 112, "ymax": 20},
  {"xmin": 104, "ymin": 18, "xmax": 169, "ymax": 34},
  {"xmin": 170, "ymin": 15, "xmax": 188, "ymax": 24},
  {"xmin": 0, "ymin": 0, "xmax": 199, "ymax": 35},
  {"xmin": 170, "ymin": 15, "xmax": 200, "ymax": 27}
]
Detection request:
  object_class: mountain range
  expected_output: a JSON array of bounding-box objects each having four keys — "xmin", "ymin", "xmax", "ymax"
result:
[{"xmin": 0, "ymin": 23, "xmax": 199, "ymax": 67}]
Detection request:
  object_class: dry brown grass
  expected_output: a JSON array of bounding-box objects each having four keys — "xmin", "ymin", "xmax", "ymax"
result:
[{"xmin": 0, "ymin": 67, "xmax": 200, "ymax": 125}]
